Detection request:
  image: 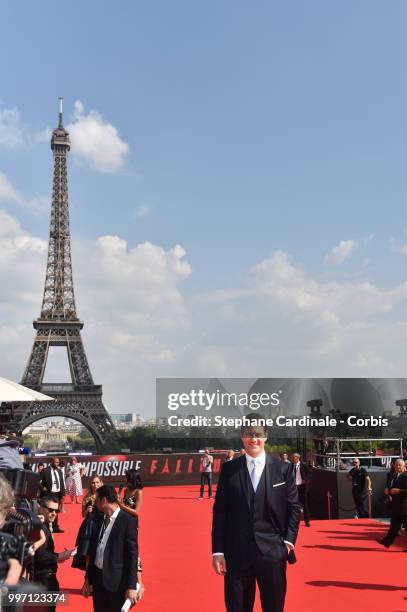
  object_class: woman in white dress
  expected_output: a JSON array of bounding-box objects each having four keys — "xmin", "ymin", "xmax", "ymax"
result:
[{"xmin": 66, "ymin": 456, "xmax": 84, "ymax": 504}]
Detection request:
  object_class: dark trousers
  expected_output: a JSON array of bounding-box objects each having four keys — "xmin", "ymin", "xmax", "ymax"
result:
[
  {"xmin": 92, "ymin": 568, "xmax": 125, "ymax": 612},
  {"xmin": 224, "ymin": 544, "xmax": 287, "ymax": 612},
  {"xmin": 34, "ymin": 572, "xmax": 59, "ymax": 612},
  {"xmin": 352, "ymin": 489, "xmax": 368, "ymax": 518},
  {"xmin": 297, "ymin": 484, "xmax": 310, "ymax": 524},
  {"xmin": 383, "ymin": 513, "xmax": 407, "ymax": 546},
  {"xmin": 200, "ymin": 472, "xmax": 212, "ymax": 497}
]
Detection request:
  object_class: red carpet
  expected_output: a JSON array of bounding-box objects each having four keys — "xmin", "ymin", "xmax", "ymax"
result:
[{"xmin": 53, "ymin": 486, "xmax": 407, "ymax": 611}]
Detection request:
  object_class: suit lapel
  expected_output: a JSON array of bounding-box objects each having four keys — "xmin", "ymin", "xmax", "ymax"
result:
[
  {"xmin": 265, "ymin": 454, "xmax": 278, "ymax": 508},
  {"xmin": 104, "ymin": 509, "xmax": 122, "ymax": 557},
  {"xmin": 238, "ymin": 456, "xmax": 252, "ymax": 511}
]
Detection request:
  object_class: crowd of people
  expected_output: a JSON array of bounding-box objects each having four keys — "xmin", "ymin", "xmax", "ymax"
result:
[
  {"xmin": 1, "ymin": 437, "xmax": 407, "ymax": 612},
  {"xmin": 0, "ymin": 454, "xmax": 144, "ymax": 612}
]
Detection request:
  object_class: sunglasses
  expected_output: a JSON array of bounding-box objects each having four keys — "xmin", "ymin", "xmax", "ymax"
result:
[{"xmin": 41, "ymin": 506, "xmax": 59, "ymax": 514}]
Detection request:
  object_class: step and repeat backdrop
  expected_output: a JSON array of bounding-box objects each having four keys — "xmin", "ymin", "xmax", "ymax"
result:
[{"xmin": 29, "ymin": 453, "xmax": 226, "ymax": 487}]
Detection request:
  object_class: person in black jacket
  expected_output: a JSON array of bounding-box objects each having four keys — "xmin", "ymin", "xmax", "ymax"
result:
[
  {"xmin": 378, "ymin": 458, "xmax": 407, "ymax": 548},
  {"xmin": 40, "ymin": 457, "xmax": 66, "ymax": 533},
  {"xmin": 291, "ymin": 453, "xmax": 312, "ymax": 527},
  {"xmin": 33, "ymin": 496, "xmax": 73, "ymax": 612},
  {"xmin": 212, "ymin": 416, "xmax": 300, "ymax": 612},
  {"xmin": 82, "ymin": 485, "xmax": 140, "ymax": 612},
  {"xmin": 347, "ymin": 458, "xmax": 372, "ymax": 519}
]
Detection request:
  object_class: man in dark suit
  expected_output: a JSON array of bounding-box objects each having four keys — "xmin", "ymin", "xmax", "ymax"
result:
[
  {"xmin": 82, "ymin": 485, "xmax": 140, "ymax": 612},
  {"xmin": 378, "ymin": 457, "xmax": 407, "ymax": 548},
  {"xmin": 40, "ymin": 457, "xmax": 65, "ymax": 533},
  {"xmin": 212, "ymin": 416, "xmax": 300, "ymax": 612},
  {"xmin": 33, "ymin": 496, "xmax": 73, "ymax": 612},
  {"xmin": 291, "ymin": 453, "xmax": 312, "ymax": 527},
  {"xmin": 347, "ymin": 457, "xmax": 372, "ymax": 518}
]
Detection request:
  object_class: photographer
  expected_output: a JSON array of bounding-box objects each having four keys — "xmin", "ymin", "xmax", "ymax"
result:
[
  {"xmin": 33, "ymin": 496, "xmax": 74, "ymax": 612},
  {"xmin": 0, "ymin": 474, "xmax": 22, "ymax": 586}
]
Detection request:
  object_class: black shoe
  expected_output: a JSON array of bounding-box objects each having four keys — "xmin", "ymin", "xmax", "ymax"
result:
[
  {"xmin": 305, "ymin": 522, "xmax": 311, "ymax": 527},
  {"xmin": 53, "ymin": 527, "xmax": 64, "ymax": 533},
  {"xmin": 376, "ymin": 539, "xmax": 390, "ymax": 548}
]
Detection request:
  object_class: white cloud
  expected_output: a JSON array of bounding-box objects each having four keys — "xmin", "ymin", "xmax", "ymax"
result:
[
  {"xmin": 67, "ymin": 100, "xmax": 129, "ymax": 173},
  {"xmin": 325, "ymin": 239, "xmax": 356, "ymax": 265},
  {"xmin": 77, "ymin": 237, "xmax": 191, "ymax": 331},
  {"xmin": 0, "ymin": 173, "xmax": 22, "ymax": 204},
  {"xmin": 325, "ymin": 234, "xmax": 374, "ymax": 265},
  {"xmin": 0, "ymin": 107, "xmax": 24, "ymax": 149},
  {"xmin": 196, "ymin": 289, "xmax": 250, "ymax": 304},
  {"xmin": 390, "ymin": 236, "xmax": 407, "ymax": 255},
  {"xmin": 0, "ymin": 172, "xmax": 49, "ymax": 214},
  {"xmin": 28, "ymin": 196, "xmax": 50, "ymax": 214},
  {"xmin": 252, "ymin": 250, "xmax": 407, "ymax": 323},
  {"xmin": 109, "ymin": 331, "xmax": 176, "ymax": 364},
  {"xmin": 34, "ymin": 127, "xmax": 52, "ymax": 143},
  {"xmin": 182, "ymin": 250, "xmax": 407, "ymax": 378},
  {"xmin": 135, "ymin": 203, "xmax": 151, "ymax": 219},
  {"xmin": 354, "ymin": 351, "xmax": 385, "ymax": 370},
  {"xmin": 0, "ymin": 209, "xmax": 47, "ymax": 322}
]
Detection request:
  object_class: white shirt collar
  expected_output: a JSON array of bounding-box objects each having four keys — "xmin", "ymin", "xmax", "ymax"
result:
[
  {"xmin": 107, "ymin": 506, "xmax": 120, "ymax": 522},
  {"xmin": 245, "ymin": 450, "xmax": 266, "ymax": 467}
]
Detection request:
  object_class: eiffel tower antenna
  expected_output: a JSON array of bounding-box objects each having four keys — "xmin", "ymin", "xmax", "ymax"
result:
[
  {"xmin": 17, "ymin": 99, "xmax": 118, "ymax": 449},
  {"xmin": 58, "ymin": 96, "xmax": 63, "ymax": 128}
]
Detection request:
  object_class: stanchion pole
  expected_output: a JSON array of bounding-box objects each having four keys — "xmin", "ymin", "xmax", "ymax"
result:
[
  {"xmin": 327, "ymin": 491, "xmax": 332, "ymax": 520},
  {"xmin": 368, "ymin": 489, "xmax": 372, "ymax": 519}
]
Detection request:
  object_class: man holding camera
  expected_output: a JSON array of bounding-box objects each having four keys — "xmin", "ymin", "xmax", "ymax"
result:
[{"xmin": 33, "ymin": 496, "xmax": 73, "ymax": 612}]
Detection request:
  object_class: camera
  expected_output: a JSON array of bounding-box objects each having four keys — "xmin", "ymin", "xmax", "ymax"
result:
[{"xmin": 0, "ymin": 438, "xmax": 42, "ymax": 580}]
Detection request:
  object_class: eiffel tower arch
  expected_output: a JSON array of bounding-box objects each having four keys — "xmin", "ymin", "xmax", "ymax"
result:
[{"xmin": 19, "ymin": 99, "xmax": 118, "ymax": 450}]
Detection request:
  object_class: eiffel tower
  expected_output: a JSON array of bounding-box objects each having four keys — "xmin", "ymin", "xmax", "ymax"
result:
[{"xmin": 16, "ymin": 99, "xmax": 118, "ymax": 449}]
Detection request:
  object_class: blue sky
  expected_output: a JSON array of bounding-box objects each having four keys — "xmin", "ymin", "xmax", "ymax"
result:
[{"xmin": 2, "ymin": 3, "xmax": 407, "ymax": 416}]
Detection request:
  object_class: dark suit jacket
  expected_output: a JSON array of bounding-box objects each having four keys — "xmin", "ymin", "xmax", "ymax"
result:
[
  {"xmin": 212, "ymin": 454, "xmax": 300, "ymax": 567},
  {"xmin": 33, "ymin": 523, "xmax": 58, "ymax": 579},
  {"xmin": 86, "ymin": 508, "xmax": 138, "ymax": 593},
  {"xmin": 386, "ymin": 470, "xmax": 394, "ymax": 489},
  {"xmin": 40, "ymin": 466, "xmax": 66, "ymax": 497},
  {"xmin": 292, "ymin": 461, "xmax": 311, "ymax": 487},
  {"xmin": 389, "ymin": 471, "xmax": 407, "ymax": 516}
]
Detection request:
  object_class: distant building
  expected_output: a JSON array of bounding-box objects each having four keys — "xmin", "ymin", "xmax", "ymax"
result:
[
  {"xmin": 23, "ymin": 420, "xmax": 84, "ymax": 450},
  {"xmin": 110, "ymin": 413, "xmax": 142, "ymax": 430}
]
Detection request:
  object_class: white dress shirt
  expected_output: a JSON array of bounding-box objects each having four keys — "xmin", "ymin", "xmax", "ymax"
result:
[
  {"xmin": 51, "ymin": 468, "xmax": 61, "ymax": 493},
  {"xmin": 95, "ymin": 506, "xmax": 120, "ymax": 569},
  {"xmin": 294, "ymin": 462, "xmax": 304, "ymax": 486},
  {"xmin": 246, "ymin": 451, "xmax": 266, "ymax": 492}
]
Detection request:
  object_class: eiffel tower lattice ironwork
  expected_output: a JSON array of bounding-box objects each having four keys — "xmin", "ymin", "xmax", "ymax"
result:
[{"xmin": 17, "ymin": 99, "xmax": 118, "ymax": 449}]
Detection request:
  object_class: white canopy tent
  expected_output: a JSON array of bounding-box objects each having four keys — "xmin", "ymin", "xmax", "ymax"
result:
[{"xmin": 0, "ymin": 377, "xmax": 54, "ymax": 403}]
